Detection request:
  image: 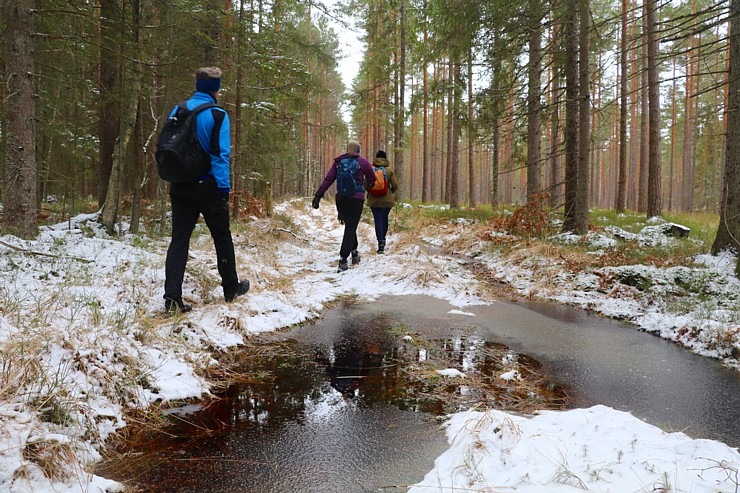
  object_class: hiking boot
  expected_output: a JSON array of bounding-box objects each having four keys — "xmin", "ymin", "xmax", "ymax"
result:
[
  {"xmin": 225, "ymin": 280, "xmax": 250, "ymax": 302},
  {"xmin": 377, "ymin": 241, "xmax": 385, "ymax": 254},
  {"xmin": 338, "ymin": 258, "xmax": 349, "ymax": 272},
  {"xmin": 165, "ymin": 297, "xmax": 192, "ymax": 314},
  {"xmin": 351, "ymin": 250, "xmax": 361, "ymax": 265}
]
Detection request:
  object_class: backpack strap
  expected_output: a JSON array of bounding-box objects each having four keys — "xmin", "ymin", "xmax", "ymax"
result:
[{"xmin": 172, "ymin": 101, "xmax": 219, "ymax": 120}]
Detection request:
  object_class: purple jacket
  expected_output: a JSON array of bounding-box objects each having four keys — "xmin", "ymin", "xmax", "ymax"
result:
[{"xmin": 316, "ymin": 152, "xmax": 376, "ymax": 200}]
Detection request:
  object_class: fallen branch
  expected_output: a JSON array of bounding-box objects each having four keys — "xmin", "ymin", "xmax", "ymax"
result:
[{"xmin": 0, "ymin": 239, "xmax": 92, "ymax": 263}]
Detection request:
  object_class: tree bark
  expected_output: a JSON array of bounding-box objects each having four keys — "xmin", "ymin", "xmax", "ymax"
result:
[
  {"xmin": 101, "ymin": 60, "xmax": 143, "ymax": 233},
  {"xmin": 490, "ymin": 35, "xmax": 501, "ymax": 209},
  {"xmin": 450, "ymin": 60, "xmax": 462, "ymax": 209},
  {"xmin": 562, "ymin": 0, "xmax": 579, "ymax": 232},
  {"xmin": 638, "ymin": 18, "xmax": 649, "ymax": 213},
  {"xmin": 445, "ymin": 58, "xmax": 454, "ymax": 203},
  {"xmin": 549, "ymin": 23, "xmax": 562, "ymax": 209},
  {"xmin": 668, "ymin": 61, "xmax": 677, "ymax": 211},
  {"xmin": 394, "ymin": 0, "xmax": 406, "ymax": 201},
  {"xmin": 468, "ymin": 46, "xmax": 477, "ymax": 208},
  {"xmin": 97, "ymin": 0, "xmax": 122, "ymax": 207},
  {"xmin": 646, "ymin": 0, "xmax": 662, "ymax": 218},
  {"xmin": 616, "ymin": 0, "xmax": 628, "ymax": 212},
  {"xmin": 712, "ymin": 0, "xmax": 740, "ymax": 255},
  {"xmin": 574, "ymin": 0, "xmax": 591, "ymax": 234},
  {"xmin": 527, "ymin": 0, "xmax": 543, "ymax": 202},
  {"xmin": 3, "ymin": 0, "xmax": 38, "ymax": 237}
]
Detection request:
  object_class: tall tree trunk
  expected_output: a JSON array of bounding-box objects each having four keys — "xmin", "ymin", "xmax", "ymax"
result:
[
  {"xmin": 628, "ymin": 4, "xmax": 640, "ymax": 210},
  {"xmin": 712, "ymin": 0, "xmax": 740, "ymax": 256},
  {"xmin": 468, "ymin": 47, "xmax": 477, "ymax": 208},
  {"xmin": 490, "ymin": 35, "xmax": 501, "ymax": 209},
  {"xmin": 638, "ymin": 21, "xmax": 649, "ymax": 213},
  {"xmin": 574, "ymin": 0, "xmax": 590, "ymax": 234},
  {"xmin": 3, "ymin": 0, "xmax": 38, "ymax": 237},
  {"xmin": 646, "ymin": 0, "xmax": 662, "ymax": 218},
  {"xmin": 394, "ymin": 0, "xmax": 406, "ymax": 201},
  {"xmin": 422, "ymin": 2, "xmax": 430, "ymax": 203},
  {"xmin": 101, "ymin": 58, "xmax": 143, "ymax": 233},
  {"xmin": 421, "ymin": 36, "xmax": 432, "ymax": 203},
  {"xmin": 98, "ymin": 0, "xmax": 122, "ymax": 207},
  {"xmin": 549, "ymin": 22, "xmax": 562, "ymax": 208},
  {"xmin": 527, "ymin": 0, "xmax": 543, "ymax": 202},
  {"xmin": 445, "ymin": 58, "xmax": 454, "ymax": 203},
  {"xmin": 668, "ymin": 61, "xmax": 677, "ymax": 211},
  {"xmin": 562, "ymin": 0, "xmax": 579, "ymax": 232},
  {"xmin": 682, "ymin": 0, "xmax": 698, "ymax": 212},
  {"xmin": 129, "ymin": 0, "xmax": 145, "ymax": 234},
  {"xmin": 450, "ymin": 60, "xmax": 462, "ymax": 209},
  {"xmin": 616, "ymin": 0, "xmax": 628, "ymax": 212}
]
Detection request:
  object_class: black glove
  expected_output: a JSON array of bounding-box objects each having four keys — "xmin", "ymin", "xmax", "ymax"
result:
[
  {"xmin": 219, "ymin": 191, "xmax": 230, "ymax": 209},
  {"xmin": 312, "ymin": 192, "xmax": 323, "ymax": 209}
]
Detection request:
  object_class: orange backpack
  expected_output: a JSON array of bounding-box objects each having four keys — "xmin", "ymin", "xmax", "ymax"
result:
[{"xmin": 369, "ymin": 167, "xmax": 389, "ymax": 196}]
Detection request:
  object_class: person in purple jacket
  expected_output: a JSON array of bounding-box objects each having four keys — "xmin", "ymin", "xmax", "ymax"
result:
[{"xmin": 312, "ymin": 140, "xmax": 376, "ymax": 272}]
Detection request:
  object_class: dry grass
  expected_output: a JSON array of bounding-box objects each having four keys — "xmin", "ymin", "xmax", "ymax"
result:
[{"xmin": 22, "ymin": 438, "xmax": 77, "ymax": 482}]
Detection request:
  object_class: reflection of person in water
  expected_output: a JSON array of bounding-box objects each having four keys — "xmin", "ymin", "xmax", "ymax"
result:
[{"xmin": 323, "ymin": 337, "xmax": 384, "ymax": 398}]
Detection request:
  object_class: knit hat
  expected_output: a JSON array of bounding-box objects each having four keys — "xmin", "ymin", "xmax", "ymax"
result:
[
  {"xmin": 376, "ymin": 150, "xmax": 387, "ymax": 159},
  {"xmin": 195, "ymin": 66, "xmax": 222, "ymax": 93}
]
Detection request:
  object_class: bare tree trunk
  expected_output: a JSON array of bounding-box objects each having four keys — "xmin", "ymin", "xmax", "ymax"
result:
[
  {"xmin": 3, "ymin": 0, "xmax": 38, "ymax": 237},
  {"xmin": 646, "ymin": 0, "xmax": 662, "ymax": 218},
  {"xmin": 628, "ymin": 4, "xmax": 640, "ymax": 210},
  {"xmin": 394, "ymin": 0, "xmax": 406, "ymax": 201},
  {"xmin": 468, "ymin": 47, "xmax": 477, "ymax": 208},
  {"xmin": 574, "ymin": 0, "xmax": 590, "ymax": 234},
  {"xmin": 682, "ymin": 0, "xmax": 698, "ymax": 212},
  {"xmin": 422, "ymin": 2, "xmax": 430, "ymax": 203},
  {"xmin": 668, "ymin": 61, "xmax": 677, "ymax": 211},
  {"xmin": 445, "ymin": 58, "xmax": 454, "ymax": 203},
  {"xmin": 712, "ymin": 0, "xmax": 740, "ymax": 255},
  {"xmin": 490, "ymin": 35, "xmax": 501, "ymax": 209},
  {"xmin": 616, "ymin": 0, "xmax": 628, "ymax": 212},
  {"xmin": 98, "ymin": 0, "xmax": 122, "ymax": 207},
  {"xmin": 549, "ymin": 22, "xmax": 562, "ymax": 208},
  {"xmin": 562, "ymin": 0, "xmax": 579, "ymax": 232},
  {"xmin": 101, "ymin": 59, "xmax": 143, "ymax": 233},
  {"xmin": 638, "ymin": 14, "xmax": 649, "ymax": 213},
  {"xmin": 129, "ymin": 0, "xmax": 149, "ymax": 234},
  {"xmin": 450, "ymin": 60, "xmax": 461, "ymax": 209},
  {"xmin": 527, "ymin": 0, "xmax": 543, "ymax": 202}
]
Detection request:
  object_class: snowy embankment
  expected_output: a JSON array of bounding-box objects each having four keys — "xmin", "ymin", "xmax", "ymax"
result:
[
  {"xmin": 424, "ymin": 215, "xmax": 740, "ymax": 370},
  {"xmin": 0, "ymin": 199, "xmax": 738, "ymax": 493}
]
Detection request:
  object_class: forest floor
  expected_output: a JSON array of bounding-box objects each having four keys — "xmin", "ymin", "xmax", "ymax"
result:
[{"xmin": 0, "ymin": 197, "xmax": 738, "ymax": 492}]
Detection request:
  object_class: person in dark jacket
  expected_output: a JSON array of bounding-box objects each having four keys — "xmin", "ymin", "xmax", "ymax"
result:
[
  {"xmin": 163, "ymin": 66, "xmax": 249, "ymax": 313},
  {"xmin": 312, "ymin": 140, "xmax": 376, "ymax": 272},
  {"xmin": 365, "ymin": 150, "xmax": 398, "ymax": 253}
]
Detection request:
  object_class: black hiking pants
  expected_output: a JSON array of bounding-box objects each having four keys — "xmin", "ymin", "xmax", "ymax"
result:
[
  {"xmin": 335, "ymin": 198, "xmax": 364, "ymax": 259},
  {"xmin": 164, "ymin": 178, "xmax": 239, "ymax": 301}
]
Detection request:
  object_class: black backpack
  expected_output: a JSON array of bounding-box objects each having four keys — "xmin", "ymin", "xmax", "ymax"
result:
[{"xmin": 156, "ymin": 101, "xmax": 218, "ymax": 182}]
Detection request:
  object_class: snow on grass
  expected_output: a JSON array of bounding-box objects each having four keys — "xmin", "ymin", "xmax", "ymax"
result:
[
  {"xmin": 0, "ymin": 199, "xmax": 738, "ymax": 492},
  {"xmin": 408, "ymin": 405, "xmax": 740, "ymax": 493},
  {"xmin": 441, "ymin": 218, "xmax": 740, "ymax": 370}
]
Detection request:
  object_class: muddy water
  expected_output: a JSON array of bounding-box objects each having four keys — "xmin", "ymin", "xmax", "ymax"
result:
[{"xmin": 104, "ymin": 295, "xmax": 740, "ymax": 492}]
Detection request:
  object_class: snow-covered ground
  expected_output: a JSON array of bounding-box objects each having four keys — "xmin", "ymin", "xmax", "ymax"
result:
[{"xmin": 0, "ymin": 199, "xmax": 738, "ymax": 492}]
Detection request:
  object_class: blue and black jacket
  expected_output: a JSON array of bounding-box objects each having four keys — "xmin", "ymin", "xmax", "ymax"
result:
[{"xmin": 168, "ymin": 91, "xmax": 231, "ymax": 193}]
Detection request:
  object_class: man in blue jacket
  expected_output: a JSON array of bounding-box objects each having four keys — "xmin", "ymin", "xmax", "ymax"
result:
[
  {"xmin": 312, "ymin": 140, "xmax": 376, "ymax": 272},
  {"xmin": 163, "ymin": 66, "xmax": 249, "ymax": 313}
]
